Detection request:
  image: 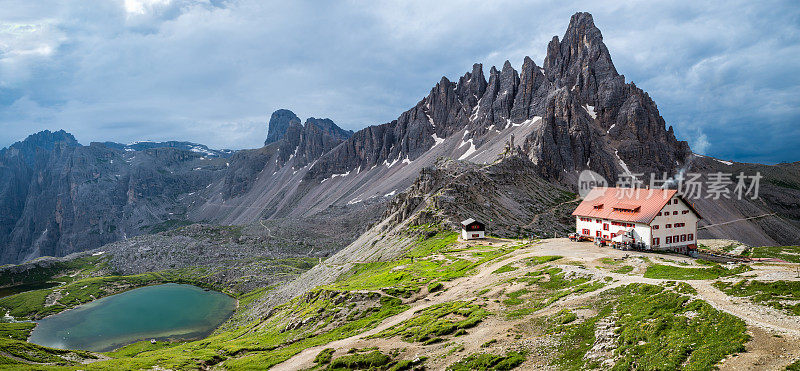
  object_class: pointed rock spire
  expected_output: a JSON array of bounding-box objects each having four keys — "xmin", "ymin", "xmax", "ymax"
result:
[
  {"xmin": 543, "ymin": 12, "xmax": 618, "ymax": 93},
  {"xmin": 511, "ymin": 56, "xmax": 545, "ymax": 121},
  {"xmin": 456, "ymin": 63, "xmax": 487, "ymax": 108}
]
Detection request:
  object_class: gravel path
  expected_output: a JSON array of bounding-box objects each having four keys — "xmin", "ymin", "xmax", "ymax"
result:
[{"xmin": 690, "ymin": 281, "xmax": 800, "ymax": 336}]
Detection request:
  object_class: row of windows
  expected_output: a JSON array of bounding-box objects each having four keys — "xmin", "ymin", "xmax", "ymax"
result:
[
  {"xmin": 652, "ymin": 234, "xmax": 694, "ymax": 246},
  {"xmin": 611, "ymin": 221, "xmax": 634, "ymax": 227},
  {"xmin": 656, "ymin": 210, "xmax": 690, "ymax": 217},
  {"xmin": 657, "ymin": 209, "xmax": 690, "ymax": 217},
  {"xmin": 653, "ymin": 222, "xmax": 688, "ymax": 230},
  {"xmin": 655, "ymin": 199, "xmax": 679, "ymax": 216},
  {"xmin": 579, "ymin": 217, "xmax": 634, "ymax": 228},
  {"xmin": 581, "ymin": 229, "xmax": 621, "ymax": 240},
  {"xmin": 581, "ymin": 229, "xmax": 695, "ymax": 245},
  {"xmin": 670, "ymin": 234, "xmax": 692, "ymax": 244}
]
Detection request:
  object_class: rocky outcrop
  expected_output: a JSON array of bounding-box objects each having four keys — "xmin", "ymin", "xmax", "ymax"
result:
[
  {"xmin": 197, "ymin": 12, "xmax": 790, "ymax": 248},
  {"xmin": 265, "ymin": 109, "xmax": 301, "ymax": 145},
  {"xmin": 384, "ymin": 155, "xmax": 577, "ymax": 238},
  {"xmin": 292, "ymin": 118, "xmax": 353, "ymax": 168}
]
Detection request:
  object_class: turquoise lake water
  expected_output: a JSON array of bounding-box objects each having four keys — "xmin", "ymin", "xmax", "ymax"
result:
[{"xmin": 28, "ymin": 283, "xmax": 236, "ymax": 352}]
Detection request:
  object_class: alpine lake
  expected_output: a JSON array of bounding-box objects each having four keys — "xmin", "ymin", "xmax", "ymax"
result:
[{"xmin": 28, "ymin": 283, "xmax": 236, "ymax": 352}]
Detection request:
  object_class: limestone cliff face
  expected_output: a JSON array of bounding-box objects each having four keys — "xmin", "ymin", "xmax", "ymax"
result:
[{"xmin": 0, "ymin": 132, "xmax": 230, "ymax": 264}]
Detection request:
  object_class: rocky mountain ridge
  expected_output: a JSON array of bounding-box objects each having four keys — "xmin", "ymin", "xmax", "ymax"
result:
[{"xmin": 302, "ymin": 12, "xmax": 689, "ymax": 185}]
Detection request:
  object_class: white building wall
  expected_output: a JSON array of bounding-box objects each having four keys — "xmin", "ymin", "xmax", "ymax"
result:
[
  {"xmin": 576, "ymin": 216, "xmax": 651, "ymax": 246},
  {"xmin": 631, "ymin": 223, "xmax": 652, "ymax": 248},
  {"xmin": 649, "ymin": 196, "xmax": 699, "ymax": 249},
  {"xmin": 575, "ymin": 216, "xmax": 597, "ymax": 236},
  {"xmin": 461, "ymin": 229, "xmax": 485, "ymax": 240}
]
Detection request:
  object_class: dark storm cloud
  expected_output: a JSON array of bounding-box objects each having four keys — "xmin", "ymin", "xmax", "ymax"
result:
[{"xmin": 1, "ymin": 0, "xmax": 798, "ymax": 163}]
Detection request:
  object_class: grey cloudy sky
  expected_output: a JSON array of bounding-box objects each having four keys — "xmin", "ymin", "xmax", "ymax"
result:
[{"xmin": 1, "ymin": 0, "xmax": 798, "ymax": 164}]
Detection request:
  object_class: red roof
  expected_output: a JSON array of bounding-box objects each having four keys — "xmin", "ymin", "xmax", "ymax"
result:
[{"xmin": 572, "ymin": 187, "xmax": 697, "ymax": 224}]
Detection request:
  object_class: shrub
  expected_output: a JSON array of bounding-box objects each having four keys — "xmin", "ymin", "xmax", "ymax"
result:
[
  {"xmin": 314, "ymin": 348, "xmax": 335, "ymax": 364},
  {"xmin": 447, "ymin": 351, "xmax": 525, "ymax": 371},
  {"xmin": 428, "ymin": 282, "xmax": 444, "ymax": 293},
  {"xmin": 328, "ymin": 350, "xmax": 391, "ymax": 369}
]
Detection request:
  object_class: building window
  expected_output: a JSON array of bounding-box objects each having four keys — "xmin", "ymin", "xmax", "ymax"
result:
[
  {"xmin": 688, "ymin": 233, "xmax": 693, "ymax": 241},
  {"xmin": 611, "ymin": 233, "xmax": 616, "ymax": 238},
  {"xmin": 582, "ymin": 229, "xmax": 590, "ymax": 235},
  {"xmin": 653, "ymin": 225, "xmax": 659, "ymax": 230},
  {"xmin": 681, "ymin": 235, "xmax": 687, "ymax": 242},
  {"xmin": 682, "ymin": 210, "xmax": 689, "ymax": 214},
  {"xmin": 673, "ymin": 199, "xmax": 678, "ymax": 204},
  {"xmin": 666, "ymin": 236, "xmax": 671, "ymax": 244},
  {"xmin": 596, "ymin": 231, "xmax": 601, "ymax": 237},
  {"xmin": 665, "ymin": 224, "xmax": 671, "ymax": 228},
  {"xmin": 653, "ymin": 237, "xmax": 660, "ymax": 246},
  {"xmin": 603, "ymin": 224, "xmax": 609, "ymax": 231},
  {"xmin": 657, "ymin": 212, "xmax": 661, "ymax": 216},
  {"xmin": 672, "ymin": 211, "xmax": 678, "ymax": 215}
]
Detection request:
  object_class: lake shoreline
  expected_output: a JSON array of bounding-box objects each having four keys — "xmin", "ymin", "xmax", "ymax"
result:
[{"xmin": 27, "ymin": 283, "xmax": 238, "ymax": 353}]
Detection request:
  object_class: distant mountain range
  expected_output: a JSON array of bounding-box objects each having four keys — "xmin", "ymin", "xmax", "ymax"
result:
[{"xmin": 1, "ymin": 12, "xmax": 798, "ymax": 265}]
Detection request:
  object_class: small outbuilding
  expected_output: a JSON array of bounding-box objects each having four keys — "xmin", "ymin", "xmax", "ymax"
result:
[{"xmin": 461, "ymin": 218, "xmax": 485, "ymax": 240}]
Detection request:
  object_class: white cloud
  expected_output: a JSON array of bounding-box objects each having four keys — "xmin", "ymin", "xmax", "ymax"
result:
[{"xmin": 123, "ymin": 0, "xmax": 172, "ymax": 15}]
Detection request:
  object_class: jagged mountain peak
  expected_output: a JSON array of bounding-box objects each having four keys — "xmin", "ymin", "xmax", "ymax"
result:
[
  {"xmin": 265, "ymin": 109, "xmax": 301, "ymax": 146},
  {"xmin": 1, "ymin": 129, "xmax": 80, "ymax": 166},
  {"xmin": 545, "ymin": 11, "xmax": 618, "ymax": 90},
  {"xmin": 12, "ymin": 129, "xmax": 79, "ymax": 149},
  {"xmin": 294, "ymin": 11, "xmax": 690, "ymax": 189}
]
